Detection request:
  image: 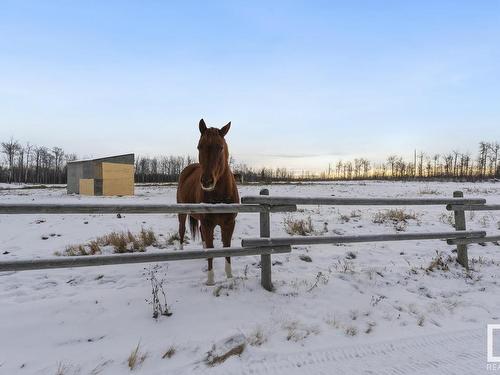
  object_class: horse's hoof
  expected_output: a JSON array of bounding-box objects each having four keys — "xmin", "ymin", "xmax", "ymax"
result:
[{"xmin": 179, "ymin": 243, "xmax": 184, "ymax": 250}]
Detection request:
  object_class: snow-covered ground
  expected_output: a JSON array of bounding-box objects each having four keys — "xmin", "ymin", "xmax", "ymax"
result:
[{"xmin": 1, "ymin": 181, "xmax": 500, "ymax": 374}]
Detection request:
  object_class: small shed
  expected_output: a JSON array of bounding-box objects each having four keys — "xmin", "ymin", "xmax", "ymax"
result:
[{"xmin": 67, "ymin": 154, "xmax": 135, "ymax": 196}]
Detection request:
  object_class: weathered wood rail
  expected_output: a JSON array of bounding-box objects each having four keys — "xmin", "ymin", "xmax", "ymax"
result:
[
  {"xmin": 0, "ymin": 245, "xmax": 291, "ymax": 272},
  {"xmin": 447, "ymin": 235, "xmax": 500, "ymax": 245},
  {"xmin": 0, "ymin": 189, "xmax": 498, "ymax": 290},
  {"xmin": 242, "ymin": 231, "xmax": 486, "ymax": 247},
  {"xmin": 0, "ymin": 203, "xmax": 296, "ymax": 214},
  {"xmin": 446, "ymin": 204, "xmax": 500, "ymax": 212},
  {"xmin": 242, "ymin": 196, "xmax": 486, "ymax": 206}
]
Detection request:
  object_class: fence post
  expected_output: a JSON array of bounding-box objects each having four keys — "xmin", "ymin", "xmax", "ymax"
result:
[
  {"xmin": 453, "ymin": 191, "xmax": 468, "ymax": 269},
  {"xmin": 259, "ymin": 188, "xmax": 273, "ymax": 291}
]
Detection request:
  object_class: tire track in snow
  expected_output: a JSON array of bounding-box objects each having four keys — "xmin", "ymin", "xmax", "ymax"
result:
[{"xmin": 198, "ymin": 328, "xmax": 489, "ymax": 375}]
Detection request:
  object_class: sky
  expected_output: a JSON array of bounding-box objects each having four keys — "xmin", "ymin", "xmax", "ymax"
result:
[{"xmin": 1, "ymin": 1, "xmax": 499, "ymax": 172}]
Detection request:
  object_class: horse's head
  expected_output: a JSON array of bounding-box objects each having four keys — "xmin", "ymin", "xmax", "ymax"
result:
[{"xmin": 197, "ymin": 118, "xmax": 231, "ymax": 191}]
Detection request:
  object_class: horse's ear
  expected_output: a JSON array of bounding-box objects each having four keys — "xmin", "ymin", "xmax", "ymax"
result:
[
  {"xmin": 219, "ymin": 122, "xmax": 231, "ymax": 137},
  {"xmin": 199, "ymin": 119, "xmax": 207, "ymax": 134}
]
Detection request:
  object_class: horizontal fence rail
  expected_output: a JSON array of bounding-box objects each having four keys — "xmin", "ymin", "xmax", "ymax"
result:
[
  {"xmin": 241, "ymin": 230, "xmax": 486, "ymax": 247},
  {"xmin": 0, "ymin": 203, "xmax": 297, "ymax": 215},
  {"xmin": 0, "ymin": 245, "xmax": 292, "ymax": 272},
  {"xmin": 1, "ymin": 189, "xmax": 498, "ymax": 290},
  {"xmin": 447, "ymin": 204, "xmax": 500, "ymax": 212},
  {"xmin": 241, "ymin": 195, "xmax": 487, "ymax": 206},
  {"xmin": 447, "ymin": 235, "xmax": 500, "ymax": 245}
]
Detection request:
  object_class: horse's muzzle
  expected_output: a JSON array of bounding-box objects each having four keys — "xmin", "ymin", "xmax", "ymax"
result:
[
  {"xmin": 201, "ymin": 175, "xmax": 216, "ymax": 191},
  {"xmin": 201, "ymin": 183, "xmax": 216, "ymax": 192}
]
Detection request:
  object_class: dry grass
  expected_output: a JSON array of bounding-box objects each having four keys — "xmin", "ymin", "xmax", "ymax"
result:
[
  {"xmin": 57, "ymin": 228, "xmax": 158, "ymax": 256},
  {"xmin": 283, "ymin": 215, "xmax": 314, "ymax": 236},
  {"xmin": 306, "ymin": 271, "xmax": 329, "ymax": 292},
  {"xmin": 350, "ymin": 210, "xmax": 362, "ymax": 218},
  {"xmin": 418, "ymin": 188, "xmax": 440, "ymax": 195},
  {"xmin": 478, "ymin": 215, "xmax": 490, "ymax": 228},
  {"xmin": 373, "ymin": 209, "xmax": 417, "ymax": 224},
  {"xmin": 127, "ymin": 342, "xmax": 147, "ymax": 370},
  {"xmin": 55, "ymin": 362, "xmax": 69, "ymax": 375},
  {"xmin": 439, "ymin": 213, "xmax": 455, "ymax": 227},
  {"xmin": 283, "ymin": 320, "xmax": 320, "ymax": 342},
  {"xmin": 373, "ymin": 209, "xmax": 418, "ymax": 231},
  {"xmin": 344, "ymin": 325, "xmax": 358, "ymax": 336},
  {"xmin": 162, "ymin": 346, "xmax": 176, "ymax": 359},
  {"xmin": 426, "ymin": 251, "xmax": 452, "ymax": 272},
  {"xmin": 339, "ymin": 214, "xmax": 351, "ymax": 223},
  {"xmin": 324, "ymin": 314, "xmax": 341, "ymax": 329},
  {"xmin": 417, "ymin": 315, "xmax": 425, "ymax": 327},
  {"xmin": 333, "ymin": 259, "xmax": 355, "ymax": 273},
  {"xmin": 205, "ymin": 338, "xmax": 246, "ymax": 366},
  {"xmin": 247, "ymin": 327, "xmax": 267, "ymax": 347}
]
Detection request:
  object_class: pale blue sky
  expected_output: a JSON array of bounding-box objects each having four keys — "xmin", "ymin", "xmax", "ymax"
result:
[{"xmin": 1, "ymin": 1, "xmax": 499, "ymax": 171}]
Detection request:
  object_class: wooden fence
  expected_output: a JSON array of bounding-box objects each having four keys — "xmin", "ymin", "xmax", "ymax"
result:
[{"xmin": 0, "ymin": 189, "xmax": 498, "ymax": 291}]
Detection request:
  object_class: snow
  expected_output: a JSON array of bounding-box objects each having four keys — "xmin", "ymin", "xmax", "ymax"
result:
[{"xmin": 1, "ymin": 181, "xmax": 500, "ymax": 374}]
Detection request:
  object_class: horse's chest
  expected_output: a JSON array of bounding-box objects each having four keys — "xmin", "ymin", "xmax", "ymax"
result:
[{"xmin": 202, "ymin": 191, "xmax": 233, "ymax": 204}]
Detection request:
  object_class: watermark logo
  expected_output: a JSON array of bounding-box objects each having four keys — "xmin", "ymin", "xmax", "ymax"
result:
[{"xmin": 488, "ymin": 324, "xmax": 500, "ymax": 371}]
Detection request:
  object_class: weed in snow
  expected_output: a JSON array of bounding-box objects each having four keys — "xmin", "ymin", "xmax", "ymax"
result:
[
  {"xmin": 127, "ymin": 342, "xmax": 147, "ymax": 370},
  {"xmin": 283, "ymin": 320, "xmax": 320, "ymax": 342},
  {"xmin": 212, "ymin": 277, "xmax": 252, "ymax": 297},
  {"xmin": 426, "ymin": 251, "xmax": 452, "ymax": 273},
  {"xmin": 333, "ymin": 259, "xmax": 355, "ymax": 273},
  {"xmin": 247, "ymin": 326, "xmax": 267, "ymax": 347},
  {"xmin": 283, "ymin": 215, "xmax": 314, "ymax": 236},
  {"xmin": 419, "ymin": 188, "xmax": 440, "ymax": 195},
  {"xmin": 439, "ymin": 213, "xmax": 455, "ymax": 227},
  {"xmin": 55, "ymin": 362, "xmax": 70, "ymax": 375},
  {"xmin": 324, "ymin": 314, "xmax": 341, "ymax": 329},
  {"xmin": 373, "ymin": 209, "xmax": 419, "ymax": 231},
  {"xmin": 306, "ymin": 271, "xmax": 329, "ymax": 292},
  {"xmin": 417, "ymin": 315, "xmax": 425, "ymax": 327},
  {"xmin": 166, "ymin": 232, "xmax": 189, "ymax": 246},
  {"xmin": 339, "ymin": 214, "xmax": 351, "ymax": 223},
  {"xmin": 344, "ymin": 325, "xmax": 358, "ymax": 336},
  {"xmin": 478, "ymin": 215, "xmax": 491, "ymax": 228},
  {"xmin": 345, "ymin": 251, "xmax": 357, "ymax": 259},
  {"xmin": 349, "ymin": 310, "xmax": 359, "ymax": 321},
  {"xmin": 57, "ymin": 228, "xmax": 159, "ymax": 256},
  {"xmin": 144, "ymin": 264, "xmax": 172, "ymax": 319},
  {"xmin": 162, "ymin": 346, "xmax": 176, "ymax": 359}
]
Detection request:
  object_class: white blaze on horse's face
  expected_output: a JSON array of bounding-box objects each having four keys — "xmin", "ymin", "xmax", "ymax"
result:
[{"xmin": 197, "ymin": 119, "xmax": 231, "ymax": 192}]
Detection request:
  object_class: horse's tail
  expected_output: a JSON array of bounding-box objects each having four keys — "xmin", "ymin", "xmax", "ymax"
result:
[{"xmin": 189, "ymin": 216, "xmax": 199, "ymax": 241}]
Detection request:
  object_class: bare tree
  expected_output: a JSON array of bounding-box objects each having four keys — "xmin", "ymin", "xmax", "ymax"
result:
[{"xmin": 1, "ymin": 138, "xmax": 20, "ymax": 183}]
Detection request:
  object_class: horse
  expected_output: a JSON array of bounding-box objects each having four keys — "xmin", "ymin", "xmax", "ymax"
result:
[{"xmin": 176, "ymin": 119, "xmax": 239, "ymax": 285}]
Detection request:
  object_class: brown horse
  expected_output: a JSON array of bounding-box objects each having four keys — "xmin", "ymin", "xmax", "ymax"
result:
[{"xmin": 176, "ymin": 119, "xmax": 239, "ymax": 285}]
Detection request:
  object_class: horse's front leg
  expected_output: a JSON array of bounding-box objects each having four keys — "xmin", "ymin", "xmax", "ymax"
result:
[
  {"xmin": 201, "ymin": 221, "xmax": 215, "ymax": 285},
  {"xmin": 221, "ymin": 218, "xmax": 236, "ymax": 279}
]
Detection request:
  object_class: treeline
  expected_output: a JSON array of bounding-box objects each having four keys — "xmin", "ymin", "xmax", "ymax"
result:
[
  {"xmin": 133, "ymin": 156, "xmax": 296, "ymax": 182},
  {"xmin": 134, "ymin": 155, "xmax": 196, "ymax": 183},
  {"xmin": 331, "ymin": 141, "xmax": 499, "ymax": 181},
  {"xmin": 0, "ymin": 138, "xmax": 75, "ymax": 184},
  {"xmin": 1, "ymin": 138, "xmax": 499, "ymax": 184}
]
